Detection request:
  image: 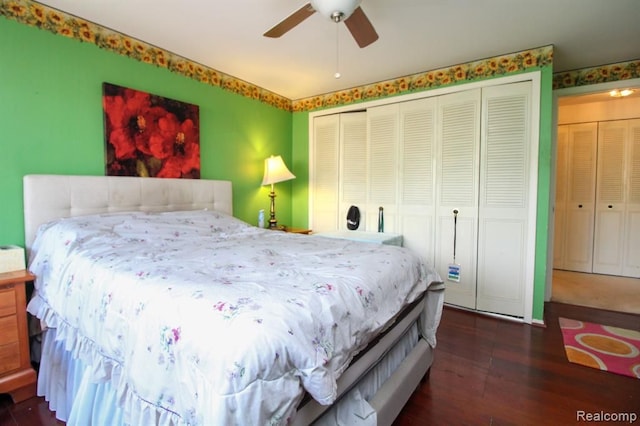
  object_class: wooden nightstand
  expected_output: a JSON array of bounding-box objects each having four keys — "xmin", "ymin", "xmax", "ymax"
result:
[{"xmin": 0, "ymin": 270, "xmax": 37, "ymax": 403}]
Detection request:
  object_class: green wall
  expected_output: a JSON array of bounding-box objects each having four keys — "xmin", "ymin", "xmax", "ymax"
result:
[
  {"xmin": 0, "ymin": 17, "xmax": 293, "ymax": 247},
  {"xmin": 533, "ymin": 66, "xmax": 554, "ymax": 321},
  {"xmin": 291, "ymin": 112, "xmax": 309, "ymax": 228}
]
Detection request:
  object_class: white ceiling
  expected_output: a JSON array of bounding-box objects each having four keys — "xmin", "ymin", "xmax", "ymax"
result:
[{"xmin": 36, "ymin": 0, "xmax": 640, "ymax": 100}]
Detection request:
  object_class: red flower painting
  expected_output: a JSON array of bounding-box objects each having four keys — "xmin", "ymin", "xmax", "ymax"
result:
[{"xmin": 102, "ymin": 83, "xmax": 200, "ymax": 178}]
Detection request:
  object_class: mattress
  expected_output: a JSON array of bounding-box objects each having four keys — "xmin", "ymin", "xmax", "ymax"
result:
[{"xmin": 27, "ymin": 209, "xmax": 442, "ymax": 425}]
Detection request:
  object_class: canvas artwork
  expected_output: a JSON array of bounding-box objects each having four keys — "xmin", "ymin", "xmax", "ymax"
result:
[{"xmin": 102, "ymin": 83, "xmax": 200, "ymax": 178}]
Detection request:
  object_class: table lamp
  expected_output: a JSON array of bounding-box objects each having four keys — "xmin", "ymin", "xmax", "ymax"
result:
[{"xmin": 262, "ymin": 155, "xmax": 295, "ymax": 228}]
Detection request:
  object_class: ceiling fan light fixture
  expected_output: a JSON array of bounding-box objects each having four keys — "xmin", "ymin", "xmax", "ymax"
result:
[{"xmin": 310, "ymin": 0, "xmax": 362, "ymax": 21}]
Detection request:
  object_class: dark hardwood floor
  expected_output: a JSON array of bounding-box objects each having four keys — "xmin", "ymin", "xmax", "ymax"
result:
[
  {"xmin": 393, "ymin": 302, "xmax": 640, "ymax": 425},
  {"xmin": 1, "ymin": 302, "xmax": 638, "ymax": 425}
]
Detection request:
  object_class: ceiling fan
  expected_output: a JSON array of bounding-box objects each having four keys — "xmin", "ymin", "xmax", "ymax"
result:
[{"xmin": 264, "ymin": 0, "xmax": 379, "ymax": 48}]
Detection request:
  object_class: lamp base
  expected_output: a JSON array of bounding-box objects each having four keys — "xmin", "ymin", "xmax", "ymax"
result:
[{"xmin": 268, "ymin": 190, "xmax": 278, "ymax": 229}]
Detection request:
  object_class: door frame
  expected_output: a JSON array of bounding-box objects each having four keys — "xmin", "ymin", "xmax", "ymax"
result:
[{"xmin": 547, "ymin": 77, "xmax": 640, "ymax": 301}]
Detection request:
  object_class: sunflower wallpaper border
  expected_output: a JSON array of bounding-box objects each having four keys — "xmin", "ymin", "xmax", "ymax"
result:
[
  {"xmin": 292, "ymin": 47, "xmax": 555, "ymax": 112},
  {"xmin": 2, "ymin": 0, "xmax": 639, "ymax": 113},
  {"xmin": 103, "ymin": 83, "xmax": 200, "ymax": 179},
  {"xmin": 0, "ymin": 0, "xmax": 291, "ymax": 111},
  {"xmin": 552, "ymin": 60, "xmax": 640, "ymax": 90}
]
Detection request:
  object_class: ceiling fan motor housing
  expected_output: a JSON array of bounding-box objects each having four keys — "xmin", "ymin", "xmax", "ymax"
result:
[{"xmin": 311, "ymin": 0, "xmax": 362, "ymax": 20}]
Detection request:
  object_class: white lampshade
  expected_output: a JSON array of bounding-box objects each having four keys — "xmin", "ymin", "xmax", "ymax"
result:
[
  {"xmin": 262, "ymin": 155, "xmax": 296, "ymax": 186},
  {"xmin": 310, "ymin": 0, "xmax": 362, "ymax": 20}
]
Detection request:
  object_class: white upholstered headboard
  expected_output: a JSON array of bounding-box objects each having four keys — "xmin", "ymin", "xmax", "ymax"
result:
[{"xmin": 23, "ymin": 175, "xmax": 233, "ymax": 251}]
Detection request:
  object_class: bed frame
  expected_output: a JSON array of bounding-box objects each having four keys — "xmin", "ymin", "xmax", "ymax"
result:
[{"xmin": 23, "ymin": 174, "xmax": 439, "ymax": 425}]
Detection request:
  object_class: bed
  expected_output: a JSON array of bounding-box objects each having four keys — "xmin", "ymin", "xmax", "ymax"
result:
[{"xmin": 23, "ymin": 174, "xmax": 444, "ymax": 425}]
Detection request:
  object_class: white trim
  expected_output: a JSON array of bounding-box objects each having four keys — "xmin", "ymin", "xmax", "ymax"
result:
[
  {"xmin": 445, "ymin": 303, "xmax": 527, "ymax": 324},
  {"xmin": 532, "ymin": 318, "xmax": 546, "ymax": 327},
  {"xmin": 309, "ymin": 71, "xmax": 542, "ymax": 324},
  {"xmin": 523, "ymin": 73, "xmax": 541, "ymax": 325},
  {"xmin": 553, "ymin": 77, "xmax": 640, "ymax": 99}
]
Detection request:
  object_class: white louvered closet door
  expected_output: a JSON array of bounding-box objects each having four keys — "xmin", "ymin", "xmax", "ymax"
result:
[
  {"xmin": 339, "ymin": 112, "xmax": 368, "ymax": 230},
  {"xmin": 311, "ymin": 114, "xmax": 340, "ymax": 233},
  {"xmin": 476, "ymin": 81, "xmax": 533, "ymax": 317},
  {"xmin": 435, "ymin": 89, "xmax": 481, "ymax": 310},
  {"xmin": 564, "ymin": 123, "xmax": 598, "ymax": 272},
  {"xmin": 594, "ymin": 119, "xmax": 640, "ymax": 278},
  {"xmin": 399, "ymin": 98, "xmax": 437, "ymax": 265},
  {"xmin": 367, "ymin": 104, "xmax": 399, "ymax": 232},
  {"xmin": 594, "ymin": 120, "xmax": 627, "ymax": 275},
  {"xmin": 553, "ymin": 125, "xmax": 569, "ymax": 269}
]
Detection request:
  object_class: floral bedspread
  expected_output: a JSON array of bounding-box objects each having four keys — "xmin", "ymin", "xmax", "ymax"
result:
[{"xmin": 27, "ymin": 210, "xmax": 441, "ymax": 425}]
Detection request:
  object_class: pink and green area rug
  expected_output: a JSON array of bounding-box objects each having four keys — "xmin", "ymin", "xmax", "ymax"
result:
[{"xmin": 559, "ymin": 317, "xmax": 640, "ymax": 379}]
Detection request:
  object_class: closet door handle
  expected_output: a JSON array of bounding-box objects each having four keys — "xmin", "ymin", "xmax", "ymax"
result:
[
  {"xmin": 578, "ymin": 204, "xmax": 583, "ymax": 208},
  {"xmin": 608, "ymin": 205, "xmax": 613, "ymax": 209}
]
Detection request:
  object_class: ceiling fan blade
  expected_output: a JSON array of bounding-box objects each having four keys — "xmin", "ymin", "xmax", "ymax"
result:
[
  {"xmin": 264, "ymin": 3, "xmax": 316, "ymax": 38},
  {"xmin": 344, "ymin": 6, "xmax": 378, "ymax": 48}
]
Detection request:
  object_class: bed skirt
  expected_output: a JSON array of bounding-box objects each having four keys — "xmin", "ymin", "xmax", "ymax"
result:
[{"xmin": 37, "ymin": 322, "xmax": 431, "ymax": 425}]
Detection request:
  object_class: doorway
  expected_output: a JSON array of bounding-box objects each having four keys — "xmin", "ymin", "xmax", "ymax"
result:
[{"xmin": 550, "ymin": 80, "xmax": 640, "ymax": 313}]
